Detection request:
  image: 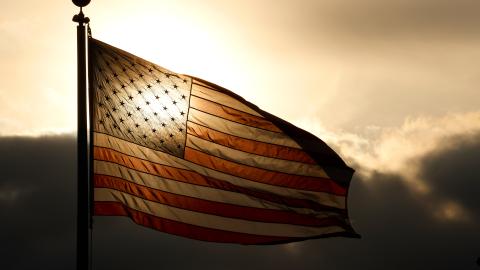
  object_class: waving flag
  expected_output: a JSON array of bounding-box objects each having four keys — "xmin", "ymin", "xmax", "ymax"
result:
[{"xmin": 89, "ymin": 38, "xmax": 359, "ymax": 244}]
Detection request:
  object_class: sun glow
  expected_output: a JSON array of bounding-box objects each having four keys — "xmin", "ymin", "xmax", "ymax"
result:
[{"xmin": 91, "ymin": 6, "xmax": 243, "ymax": 90}]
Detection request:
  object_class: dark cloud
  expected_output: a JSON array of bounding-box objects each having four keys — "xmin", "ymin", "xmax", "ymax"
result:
[
  {"xmin": 421, "ymin": 134, "xmax": 480, "ymax": 222},
  {"xmin": 0, "ymin": 132, "xmax": 479, "ymax": 269},
  {"xmin": 0, "ymin": 135, "xmax": 76, "ymax": 269}
]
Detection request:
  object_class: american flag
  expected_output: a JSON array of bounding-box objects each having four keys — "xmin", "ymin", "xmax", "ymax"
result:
[{"xmin": 89, "ymin": 38, "xmax": 359, "ymax": 244}]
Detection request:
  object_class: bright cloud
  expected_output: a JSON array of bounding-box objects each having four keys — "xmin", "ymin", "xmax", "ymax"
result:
[{"xmin": 295, "ymin": 111, "xmax": 480, "ymax": 223}]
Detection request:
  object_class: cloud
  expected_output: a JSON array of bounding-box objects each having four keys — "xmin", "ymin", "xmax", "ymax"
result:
[
  {"xmin": 288, "ymin": 168, "xmax": 479, "ymax": 269},
  {"xmin": 296, "ymin": 111, "xmax": 480, "ymax": 226},
  {"xmin": 420, "ymin": 134, "xmax": 480, "ymax": 223},
  {"xmin": 0, "ymin": 135, "xmax": 76, "ymax": 269},
  {"xmin": 1, "ymin": 117, "xmax": 479, "ymax": 269},
  {"xmin": 297, "ymin": 111, "xmax": 480, "ymax": 186},
  {"xmin": 203, "ymin": 0, "xmax": 480, "ymax": 42},
  {"xmin": 287, "ymin": 0, "xmax": 480, "ymax": 42}
]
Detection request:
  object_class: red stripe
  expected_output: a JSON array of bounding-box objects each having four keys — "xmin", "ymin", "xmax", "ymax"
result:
[
  {"xmin": 94, "ymin": 146, "xmax": 346, "ymax": 212},
  {"xmin": 189, "ymin": 96, "xmax": 282, "ymax": 132},
  {"xmin": 184, "ymin": 147, "xmax": 347, "ymax": 195},
  {"xmin": 94, "ymin": 201, "xmax": 291, "ymax": 244},
  {"xmin": 94, "ymin": 174, "xmax": 345, "ymax": 227},
  {"xmin": 187, "ymin": 121, "xmax": 316, "ymax": 164}
]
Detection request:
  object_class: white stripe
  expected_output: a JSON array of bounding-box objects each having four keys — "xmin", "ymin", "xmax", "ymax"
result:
[
  {"xmin": 94, "ymin": 132, "xmax": 345, "ymax": 209},
  {"xmin": 94, "ymin": 132, "xmax": 190, "ymax": 170},
  {"xmin": 188, "ymin": 109, "xmax": 301, "ymax": 149},
  {"xmin": 94, "ymin": 160, "xmax": 333, "ymax": 217},
  {"xmin": 186, "ymin": 135, "xmax": 329, "ymax": 178},
  {"xmin": 95, "ymin": 188, "xmax": 346, "ymax": 237},
  {"xmin": 191, "ymin": 83, "xmax": 263, "ymax": 117}
]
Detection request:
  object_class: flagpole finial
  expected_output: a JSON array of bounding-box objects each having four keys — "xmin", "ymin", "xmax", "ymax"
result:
[
  {"xmin": 72, "ymin": 0, "xmax": 91, "ymax": 7},
  {"xmin": 72, "ymin": 10, "xmax": 90, "ymax": 24},
  {"xmin": 72, "ymin": 0, "xmax": 91, "ymax": 25},
  {"xmin": 72, "ymin": 7, "xmax": 90, "ymax": 25}
]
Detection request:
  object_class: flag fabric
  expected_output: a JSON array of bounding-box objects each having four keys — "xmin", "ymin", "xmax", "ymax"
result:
[{"xmin": 89, "ymin": 38, "xmax": 359, "ymax": 244}]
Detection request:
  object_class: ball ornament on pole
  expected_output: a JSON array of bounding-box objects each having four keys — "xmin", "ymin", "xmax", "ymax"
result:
[{"xmin": 72, "ymin": 0, "xmax": 91, "ymax": 8}]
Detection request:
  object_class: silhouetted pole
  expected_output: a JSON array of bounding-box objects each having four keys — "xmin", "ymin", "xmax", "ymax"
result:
[{"xmin": 72, "ymin": 1, "xmax": 91, "ymax": 269}]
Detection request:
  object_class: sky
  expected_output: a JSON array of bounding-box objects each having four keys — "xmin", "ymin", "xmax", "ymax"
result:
[{"xmin": 0, "ymin": 0, "xmax": 479, "ymax": 269}]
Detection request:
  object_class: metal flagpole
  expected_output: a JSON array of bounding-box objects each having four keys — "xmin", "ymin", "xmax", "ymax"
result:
[{"xmin": 72, "ymin": 0, "xmax": 91, "ymax": 269}]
